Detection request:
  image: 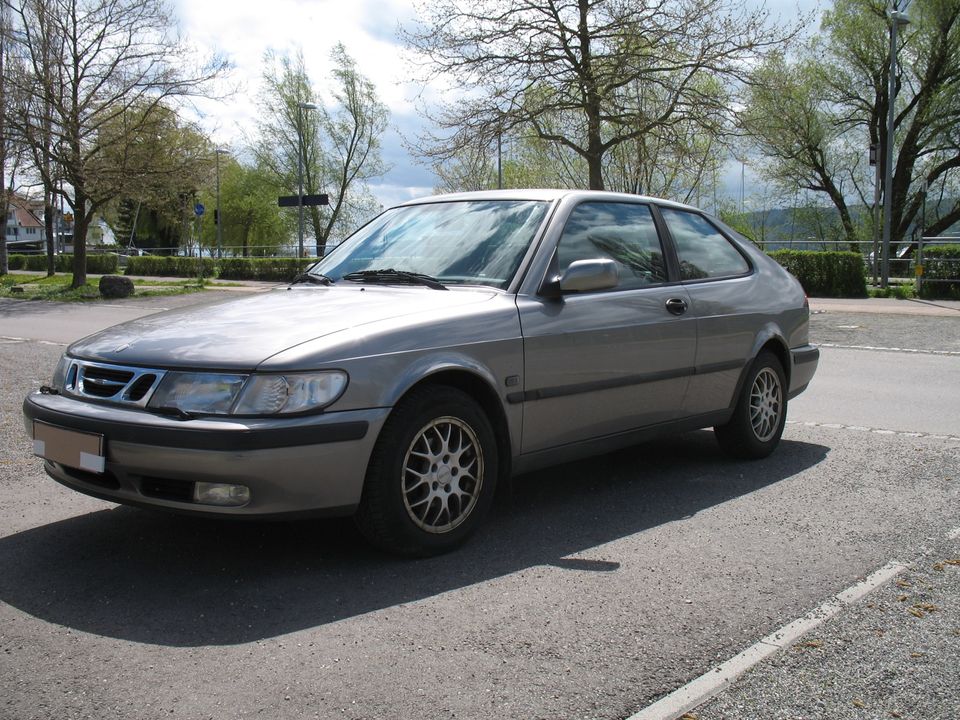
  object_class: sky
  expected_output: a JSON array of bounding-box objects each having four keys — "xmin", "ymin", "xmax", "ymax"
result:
[{"xmin": 174, "ymin": 0, "xmax": 822, "ymax": 212}]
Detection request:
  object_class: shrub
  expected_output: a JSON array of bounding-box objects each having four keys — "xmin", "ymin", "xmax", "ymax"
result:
[
  {"xmin": 124, "ymin": 256, "xmax": 217, "ymax": 277},
  {"xmin": 917, "ymin": 245, "xmax": 960, "ymax": 300},
  {"xmin": 7, "ymin": 253, "xmax": 118, "ymax": 274},
  {"xmin": 216, "ymin": 257, "xmax": 313, "ymax": 282},
  {"xmin": 123, "ymin": 255, "xmax": 311, "ymax": 281},
  {"xmin": 767, "ymin": 250, "xmax": 867, "ymax": 298}
]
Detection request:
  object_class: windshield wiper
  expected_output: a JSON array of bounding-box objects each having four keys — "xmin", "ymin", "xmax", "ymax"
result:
[
  {"xmin": 289, "ymin": 272, "xmax": 334, "ymax": 287},
  {"xmin": 341, "ymin": 269, "xmax": 448, "ymax": 291}
]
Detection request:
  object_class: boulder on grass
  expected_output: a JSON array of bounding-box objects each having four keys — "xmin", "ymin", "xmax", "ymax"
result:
[{"xmin": 99, "ymin": 274, "xmax": 135, "ymax": 299}]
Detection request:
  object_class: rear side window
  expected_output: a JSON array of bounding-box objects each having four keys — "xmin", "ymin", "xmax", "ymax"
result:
[
  {"xmin": 556, "ymin": 202, "xmax": 667, "ymax": 290},
  {"xmin": 660, "ymin": 208, "xmax": 750, "ymax": 281}
]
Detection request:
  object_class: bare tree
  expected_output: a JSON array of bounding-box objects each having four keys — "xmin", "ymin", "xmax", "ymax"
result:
[
  {"xmin": 0, "ymin": 1, "xmax": 19, "ymax": 275},
  {"xmin": 3, "ymin": 0, "xmax": 227, "ymax": 287},
  {"xmin": 405, "ymin": 0, "xmax": 801, "ymax": 190}
]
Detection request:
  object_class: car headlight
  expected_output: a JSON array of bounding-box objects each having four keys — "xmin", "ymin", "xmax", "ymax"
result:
[
  {"xmin": 147, "ymin": 370, "xmax": 348, "ymax": 416},
  {"xmin": 232, "ymin": 371, "xmax": 348, "ymax": 415},
  {"xmin": 148, "ymin": 372, "xmax": 247, "ymax": 415}
]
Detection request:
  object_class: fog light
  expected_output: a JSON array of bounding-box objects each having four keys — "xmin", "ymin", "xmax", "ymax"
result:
[{"xmin": 194, "ymin": 482, "xmax": 250, "ymax": 507}]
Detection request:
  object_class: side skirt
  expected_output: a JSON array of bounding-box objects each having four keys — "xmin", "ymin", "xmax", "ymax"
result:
[{"xmin": 512, "ymin": 410, "xmax": 733, "ymax": 476}]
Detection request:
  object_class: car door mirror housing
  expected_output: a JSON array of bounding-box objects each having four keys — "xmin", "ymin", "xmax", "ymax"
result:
[{"xmin": 557, "ymin": 258, "xmax": 620, "ymax": 294}]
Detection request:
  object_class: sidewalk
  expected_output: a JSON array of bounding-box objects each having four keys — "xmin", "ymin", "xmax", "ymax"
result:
[{"xmin": 809, "ymin": 296, "xmax": 960, "ymax": 317}]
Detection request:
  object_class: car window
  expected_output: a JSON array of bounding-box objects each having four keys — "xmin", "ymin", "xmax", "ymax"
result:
[
  {"xmin": 556, "ymin": 202, "xmax": 667, "ymax": 290},
  {"xmin": 313, "ymin": 200, "xmax": 549, "ymax": 289},
  {"xmin": 659, "ymin": 208, "xmax": 750, "ymax": 281}
]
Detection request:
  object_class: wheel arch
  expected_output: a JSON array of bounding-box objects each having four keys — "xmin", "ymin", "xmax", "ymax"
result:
[
  {"xmin": 388, "ymin": 368, "xmax": 513, "ymax": 483},
  {"xmin": 749, "ymin": 325, "xmax": 792, "ymax": 386},
  {"xmin": 728, "ymin": 329, "xmax": 791, "ymax": 413}
]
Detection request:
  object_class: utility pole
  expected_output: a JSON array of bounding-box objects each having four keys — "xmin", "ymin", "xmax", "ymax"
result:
[
  {"xmin": 881, "ymin": 4, "xmax": 911, "ymax": 288},
  {"xmin": 215, "ymin": 147, "xmax": 230, "ymax": 259},
  {"xmin": 297, "ymin": 102, "xmax": 317, "ymax": 258}
]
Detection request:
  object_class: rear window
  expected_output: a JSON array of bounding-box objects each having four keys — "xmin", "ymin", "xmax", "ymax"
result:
[{"xmin": 660, "ymin": 208, "xmax": 750, "ymax": 281}]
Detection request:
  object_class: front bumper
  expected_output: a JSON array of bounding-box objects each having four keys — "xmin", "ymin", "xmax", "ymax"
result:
[
  {"xmin": 23, "ymin": 391, "xmax": 390, "ymax": 517},
  {"xmin": 788, "ymin": 344, "xmax": 820, "ymax": 399}
]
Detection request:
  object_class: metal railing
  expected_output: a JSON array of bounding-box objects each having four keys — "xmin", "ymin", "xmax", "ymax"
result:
[{"xmin": 915, "ymin": 236, "xmax": 960, "ymax": 295}]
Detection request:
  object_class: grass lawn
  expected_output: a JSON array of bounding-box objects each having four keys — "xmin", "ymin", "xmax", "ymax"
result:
[{"xmin": 0, "ymin": 273, "xmax": 207, "ymax": 301}]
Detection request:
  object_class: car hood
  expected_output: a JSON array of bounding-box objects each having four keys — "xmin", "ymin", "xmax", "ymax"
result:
[{"xmin": 67, "ymin": 286, "xmax": 499, "ymax": 370}]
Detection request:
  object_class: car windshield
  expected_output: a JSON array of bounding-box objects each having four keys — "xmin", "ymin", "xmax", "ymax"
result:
[{"xmin": 309, "ymin": 200, "xmax": 550, "ymax": 289}]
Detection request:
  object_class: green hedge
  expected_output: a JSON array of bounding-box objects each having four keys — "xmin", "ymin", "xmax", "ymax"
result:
[
  {"xmin": 767, "ymin": 250, "xmax": 867, "ymax": 298},
  {"xmin": 124, "ymin": 255, "xmax": 312, "ymax": 282},
  {"xmin": 124, "ymin": 256, "xmax": 218, "ymax": 277},
  {"xmin": 918, "ymin": 245, "xmax": 960, "ymax": 300},
  {"xmin": 216, "ymin": 257, "xmax": 313, "ymax": 281},
  {"xmin": 7, "ymin": 253, "xmax": 119, "ymax": 274}
]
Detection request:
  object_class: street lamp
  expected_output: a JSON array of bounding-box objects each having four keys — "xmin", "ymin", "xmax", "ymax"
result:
[
  {"xmin": 296, "ymin": 102, "xmax": 318, "ymax": 258},
  {"xmin": 881, "ymin": 4, "xmax": 911, "ymax": 288},
  {"xmin": 215, "ymin": 147, "xmax": 230, "ymax": 259}
]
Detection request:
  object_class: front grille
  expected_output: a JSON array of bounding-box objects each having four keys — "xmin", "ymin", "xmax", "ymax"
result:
[
  {"xmin": 80, "ymin": 366, "xmax": 135, "ymax": 397},
  {"xmin": 126, "ymin": 374, "xmax": 158, "ymax": 402},
  {"xmin": 140, "ymin": 476, "xmax": 195, "ymax": 503},
  {"xmin": 64, "ymin": 360, "xmax": 166, "ymax": 408}
]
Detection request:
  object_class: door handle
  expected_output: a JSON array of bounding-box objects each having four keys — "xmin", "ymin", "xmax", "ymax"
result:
[{"xmin": 665, "ymin": 297, "xmax": 688, "ymax": 316}]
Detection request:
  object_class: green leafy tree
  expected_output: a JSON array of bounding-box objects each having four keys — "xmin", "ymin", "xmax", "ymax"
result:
[
  {"xmin": 742, "ymin": 0, "xmax": 960, "ymax": 248},
  {"xmin": 102, "ymin": 103, "xmax": 216, "ymax": 253},
  {"xmin": 199, "ymin": 158, "xmax": 287, "ymax": 257}
]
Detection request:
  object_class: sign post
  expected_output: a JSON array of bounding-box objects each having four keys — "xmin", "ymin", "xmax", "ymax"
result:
[{"xmin": 278, "ymin": 194, "xmax": 330, "ymax": 257}]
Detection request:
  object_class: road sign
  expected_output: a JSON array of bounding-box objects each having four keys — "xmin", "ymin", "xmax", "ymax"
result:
[
  {"xmin": 194, "ymin": 203, "xmax": 205, "ymax": 216},
  {"xmin": 278, "ymin": 194, "xmax": 329, "ymax": 208}
]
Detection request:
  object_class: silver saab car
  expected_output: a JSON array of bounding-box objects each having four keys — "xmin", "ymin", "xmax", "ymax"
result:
[{"xmin": 24, "ymin": 190, "xmax": 818, "ymax": 555}]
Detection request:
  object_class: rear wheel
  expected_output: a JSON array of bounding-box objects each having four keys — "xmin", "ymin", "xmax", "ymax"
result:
[
  {"xmin": 714, "ymin": 350, "xmax": 787, "ymax": 459},
  {"xmin": 355, "ymin": 386, "xmax": 497, "ymax": 556}
]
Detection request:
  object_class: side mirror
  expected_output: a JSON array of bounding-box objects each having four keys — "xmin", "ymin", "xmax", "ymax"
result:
[{"xmin": 558, "ymin": 258, "xmax": 619, "ymax": 293}]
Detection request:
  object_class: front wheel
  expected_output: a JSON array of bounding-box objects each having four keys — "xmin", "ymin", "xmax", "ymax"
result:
[
  {"xmin": 355, "ymin": 386, "xmax": 498, "ymax": 556},
  {"xmin": 714, "ymin": 350, "xmax": 787, "ymax": 459}
]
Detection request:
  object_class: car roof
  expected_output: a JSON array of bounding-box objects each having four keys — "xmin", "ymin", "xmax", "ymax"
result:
[{"xmin": 397, "ymin": 189, "xmax": 701, "ymax": 213}]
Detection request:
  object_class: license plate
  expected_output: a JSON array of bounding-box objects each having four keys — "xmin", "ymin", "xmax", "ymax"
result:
[{"xmin": 33, "ymin": 421, "xmax": 106, "ymax": 474}]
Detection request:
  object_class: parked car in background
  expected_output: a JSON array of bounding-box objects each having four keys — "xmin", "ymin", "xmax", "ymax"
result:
[{"xmin": 24, "ymin": 190, "xmax": 818, "ymax": 555}]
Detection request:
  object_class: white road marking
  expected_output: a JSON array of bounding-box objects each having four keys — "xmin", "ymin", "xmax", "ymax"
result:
[
  {"xmin": 786, "ymin": 419, "xmax": 960, "ymax": 443},
  {"xmin": 818, "ymin": 342, "xmax": 960, "ymax": 356},
  {"xmin": 627, "ymin": 561, "xmax": 910, "ymax": 720}
]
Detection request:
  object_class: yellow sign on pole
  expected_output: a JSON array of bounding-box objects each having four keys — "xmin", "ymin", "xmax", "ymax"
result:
[{"xmin": 914, "ymin": 264, "xmax": 924, "ymax": 277}]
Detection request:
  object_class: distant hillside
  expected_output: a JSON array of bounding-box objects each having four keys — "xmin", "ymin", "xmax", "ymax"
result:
[{"xmin": 732, "ymin": 201, "xmax": 960, "ymax": 250}]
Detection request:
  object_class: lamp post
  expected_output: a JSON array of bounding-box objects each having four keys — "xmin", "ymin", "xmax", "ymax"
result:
[
  {"xmin": 296, "ymin": 102, "xmax": 318, "ymax": 258},
  {"xmin": 215, "ymin": 147, "xmax": 230, "ymax": 259},
  {"xmin": 881, "ymin": 4, "xmax": 910, "ymax": 288}
]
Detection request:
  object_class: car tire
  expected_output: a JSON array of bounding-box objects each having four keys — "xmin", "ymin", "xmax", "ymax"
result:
[
  {"xmin": 714, "ymin": 350, "xmax": 787, "ymax": 460},
  {"xmin": 355, "ymin": 386, "xmax": 498, "ymax": 557}
]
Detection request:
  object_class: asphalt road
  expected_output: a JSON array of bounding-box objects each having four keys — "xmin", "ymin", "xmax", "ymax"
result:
[{"xmin": 0, "ymin": 293, "xmax": 958, "ymax": 720}]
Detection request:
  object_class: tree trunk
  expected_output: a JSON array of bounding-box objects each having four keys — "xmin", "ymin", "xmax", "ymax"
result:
[
  {"xmin": 586, "ymin": 146, "xmax": 604, "ymax": 191},
  {"xmin": 71, "ymin": 201, "xmax": 89, "ymax": 288},
  {"xmin": 0, "ymin": 201, "xmax": 8, "ymax": 275},
  {"xmin": 0, "ymin": 182, "xmax": 8, "ymax": 275},
  {"xmin": 44, "ymin": 201, "xmax": 55, "ymax": 276}
]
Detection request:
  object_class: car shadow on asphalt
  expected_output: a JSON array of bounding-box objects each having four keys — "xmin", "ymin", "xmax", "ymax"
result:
[{"xmin": 0, "ymin": 430, "xmax": 827, "ymax": 647}]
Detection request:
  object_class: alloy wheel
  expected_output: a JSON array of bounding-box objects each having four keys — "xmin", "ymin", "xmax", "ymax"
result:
[
  {"xmin": 749, "ymin": 367, "xmax": 783, "ymax": 442},
  {"xmin": 401, "ymin": 416, "xmax": 483, "ymax": 534}
]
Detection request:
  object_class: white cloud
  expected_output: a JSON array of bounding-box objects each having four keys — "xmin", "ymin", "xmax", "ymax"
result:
[
  {"xmin": 173, "ymin": 0, "xmax": 823, "ymax": 210},
  {"xmin": 173, "ymin": 0, "xmax": 433, "ymax": 205}
]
